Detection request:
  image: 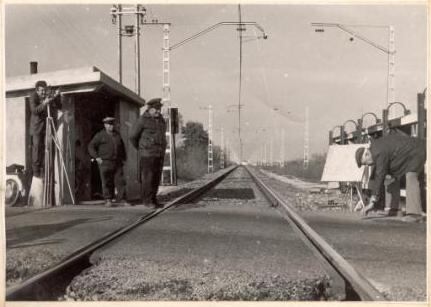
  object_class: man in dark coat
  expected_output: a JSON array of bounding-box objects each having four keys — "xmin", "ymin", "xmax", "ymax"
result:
[
  {"xmin": 129, "ymin": 98, "xmax": 167, "ymax": 209},
  {"xmin": 355, "ymin": 133, "xmax": 426, "ymax": 222},
  {"xmin": 88, "ymin": 117, "xmax": 131, "ymax": 207},
  {"xmin": 29, "ymin": 80, "xmax": 62, "ymax": 177}
]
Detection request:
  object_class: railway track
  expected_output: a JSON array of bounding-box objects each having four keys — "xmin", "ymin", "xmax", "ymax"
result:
[{"xmin": 6, "ymin": 165, "xmax": 385, "ymax": 301}]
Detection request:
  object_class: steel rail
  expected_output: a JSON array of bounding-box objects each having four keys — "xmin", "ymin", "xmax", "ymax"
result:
[
  {"xmin": 6, "ymin": 165, "xmax": 238, "ymax": 301},
  {"xmin": 244, "ymin": 166, "xmax": 386, "ymax": 301}
]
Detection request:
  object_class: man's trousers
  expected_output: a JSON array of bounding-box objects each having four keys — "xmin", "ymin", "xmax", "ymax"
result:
[
  {"xmin": 386, "ymin": 172, "xmax": 425, "ymax": 215},
  {"xmin": 140, "ymin": 156, "xmax": 164, "ymax": 204},
  {"xmin": 98, "ymin": 160, "xmax": 126, "ymax": 201},
  {"xmin": 31, "ymin": 133, "xmax": 45, "ymax": 177}
]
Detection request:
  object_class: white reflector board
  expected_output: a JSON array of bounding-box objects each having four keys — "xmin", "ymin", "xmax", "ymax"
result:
[{"xmin": 321, "ymin": 144, "xmax": 368, "ymax": 182}]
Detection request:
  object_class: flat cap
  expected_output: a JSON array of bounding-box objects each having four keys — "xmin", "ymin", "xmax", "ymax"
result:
[
  {"xmin": 146, "ymin": 98, "xmax": 163, "ymax": 108},
  {"xmin": 35, "ymin": 80, "xmax": 47, "ymax": 88},
  {"xmin": 102, "ymin": 117, "xmax": 116, "ymax": 123},
  {"xmin": 355, "ymin": 147, "xmax": 365, "ymax": 168}
]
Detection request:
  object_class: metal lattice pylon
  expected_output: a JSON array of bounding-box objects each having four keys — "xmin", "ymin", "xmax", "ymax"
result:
[
  {"xmin": 280, "ymin": 128, "xmax": 285, "ymax": 167},
  {"xmin": 220, "ymin": 127, "xmax": 225, "ymax": 169},
  {"xmin": 387, "ymin": 25, "xmax": 395, "ymax": 105},
  {"xmin": 303, "ymin": 106, "xmax": 309, "ymax": 170},
  {"xmin": 208, "ymin": 105, "xmax": 214, "ymax": 173},
  {"xmin": 161, "ymin": 24, "xmax": 177, "ymax": 185}
]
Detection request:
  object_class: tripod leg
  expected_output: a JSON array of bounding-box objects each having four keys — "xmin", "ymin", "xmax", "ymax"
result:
[
  {"xmin": 43, "ymin": 119, "xmax": 52, "ymax": 207},
  {"xmin": 50, "ymin": 121, "xmax": 76, "ymax": 205}
]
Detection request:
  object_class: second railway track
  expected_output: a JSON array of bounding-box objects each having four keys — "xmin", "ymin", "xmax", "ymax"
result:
[{"xmin": 7, "ymin": 166, "xmax": 386, "ymax": 301}]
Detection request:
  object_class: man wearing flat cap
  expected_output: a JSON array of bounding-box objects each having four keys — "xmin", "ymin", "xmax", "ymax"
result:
[
  {"xmin": 88, "ymin": 117, "xmax": 131, "ymax": 207},
  {"xmin": 129, "ymin": 98, "xmax": 167, "ymax": 209},
  {"xmin": 355, "ymin": 133, "xmax": 426, "ymax": 222},
  {"xmin": 29, "ymin": 80, "xmax": 62, "ymax": 178}
]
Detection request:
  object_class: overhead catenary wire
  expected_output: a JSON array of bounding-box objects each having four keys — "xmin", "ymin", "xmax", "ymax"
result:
[
  {"xmin": 39, "ymin": 6, "xmax": 114, "ymax": 73},
  {"xmin": 253, "ymin": 27, "xmax": 304, "ymax": 124}
]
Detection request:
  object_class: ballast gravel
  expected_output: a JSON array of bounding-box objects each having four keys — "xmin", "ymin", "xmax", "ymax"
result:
[{"xmin": 64, "ymin": 257, "xmax": 331, "ymax": 301}]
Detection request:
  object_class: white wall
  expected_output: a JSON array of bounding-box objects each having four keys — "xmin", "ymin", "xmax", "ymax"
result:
[{"xmin": 6, "ymin": 96, "xmax": 26, "ymax": 167}]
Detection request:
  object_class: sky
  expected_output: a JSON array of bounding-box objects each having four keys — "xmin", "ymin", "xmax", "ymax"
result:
[{"xmin": 4, "ymin": 2, "xmax": 428, "ymax": 162}]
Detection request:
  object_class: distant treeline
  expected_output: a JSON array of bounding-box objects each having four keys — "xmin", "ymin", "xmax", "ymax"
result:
[
  {"xmin": 175, "ymin": 121, "xmax": 326, "ymax": 182},
  {"xmin": 175, "ymin": 121, "xmax": 226, "ymax": 181}
]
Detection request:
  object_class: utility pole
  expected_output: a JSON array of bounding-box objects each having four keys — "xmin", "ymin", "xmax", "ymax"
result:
[
  {"xmin": 237, "ymin": 4, "xmax": 245, "ymax": 163},
  {"xmin": 280, "ymin": 128, "xmax": 285, "ymax": 167},
  {"xmin": 225, "ymin": 137, "xmax": 230, "ymax": 166},
  {"xmin": 304, "ymin": 106, "xmax": 310, "ymax": 170},
  {"xmin": 269, "ymin": 135, "xmax": 273, "ymax": 166},
  {"xmin": 208, "ymin": 105, "xmax": 213, "ymax": 173},
  {"xmin": 111, "ymin": 6, "xmax": 177, "ymax": 184},
  {"xmin": 111, "ymin": 4, "xmax": 146, "ymax": 95},
  {"xmin": 200, "ymin": 105, "xmax": 214, "ymax": 173},
  {"xmin": 220, "ymin": 128, "xmax": 225, "ymax": 169},
  {"xmin": 387, "ymin": 25, "xmax": 395, "ymax": 106}
]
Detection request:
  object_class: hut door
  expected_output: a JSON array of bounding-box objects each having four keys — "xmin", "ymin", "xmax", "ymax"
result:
[{"xmin": 117, "ymin": 101, "xmax": 140, "ymax": 200}]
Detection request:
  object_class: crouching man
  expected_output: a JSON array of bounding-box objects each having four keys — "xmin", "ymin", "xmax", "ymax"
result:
[{"xmin": 355, "ymin": 133, "xmax": 426, "ymax": 222}]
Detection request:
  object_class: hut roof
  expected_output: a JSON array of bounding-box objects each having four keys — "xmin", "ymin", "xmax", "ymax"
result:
[{"xmin": 6, "ymin": 66, "xmax": 146, "ymax": 106}]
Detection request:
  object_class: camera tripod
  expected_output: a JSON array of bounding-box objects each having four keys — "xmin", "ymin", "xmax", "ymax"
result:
[{"xmin": 42, "ymin": 102, "xmax": 75, "ymax": 207}]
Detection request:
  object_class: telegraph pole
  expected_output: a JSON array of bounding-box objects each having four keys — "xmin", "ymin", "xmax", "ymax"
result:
[
  {"xmin": 200, "ymin": 105, "xmax": 214, "ymax": 173},
  {"xmin": 237, "ymin": 4, "xmax": 244, "ymax": 162},
  {"xmin": 303, "ymin": 106, "xmax": 310, "ymax": 170},
  {"xmin": 111, "ymin": 4, "xmax": 146, "ymax": 95},
  {"xmin": 280, "ymin": 128, "xmax": 285, "ymax": 167},
  {"xmin": 208, "ymin": 105, "xmax": 213, "ymax": 173},
  {"xmin": 220, "ymin": 128, "xmax": 225, "ymax": 169}
]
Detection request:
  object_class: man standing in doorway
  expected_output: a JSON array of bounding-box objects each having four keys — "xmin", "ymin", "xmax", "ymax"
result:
[
  {"xmin": 88, "ymin": 117, "xmax": 131, "ymax": 207},
  {"xmin": 29, "ymin": 80, "xmax": 61, "ymax": 178},
  {"xmin": 355, "ymin": 133, "xmax": 426, "ymax": 222},
  {"xmin": 129, "ymin": 98, "xmax": 167, "ymax": 209}
]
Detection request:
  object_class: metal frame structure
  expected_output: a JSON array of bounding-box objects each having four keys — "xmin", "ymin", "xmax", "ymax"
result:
[
  {"xmin": 328, "ymin": 92, "xmax": 427, "ymax": 211},
  {"xmin": 329, "ymin": 96, "xmax": 425, "ymax": 145}
]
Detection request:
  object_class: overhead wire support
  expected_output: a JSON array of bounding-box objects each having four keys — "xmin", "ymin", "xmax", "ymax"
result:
[
  {"xmin": 311, "ymin": 23, "xmax": 394, "ymax": 55},
  {"xmin": 169, "ymin": 21, "xmax": 267, "ymax": 51},
  {"xmin": 311, "ymin": 22, "xmax": 396, "ymax": 107},
  {"xmin": 166, "ymin": 13, "xmax": 268, "ymax": 165}
]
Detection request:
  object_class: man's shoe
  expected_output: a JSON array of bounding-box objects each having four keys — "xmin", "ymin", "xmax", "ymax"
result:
[
  {"xmin": 152, "ymin": 200, "xmax": 164, "ymax": 209},
  {"xmin": 114, "ymin": 199, "xmax": 133, "ymax": 207},
  {"xmin": 121, "ymin": 201, "xmax": 133, "ymax": 207},
  {"xmin": 402, "ymin": 214, "xmax": 425, "ymax": 223},
  {"xmin": 105, "ymin": 200, "xmax": 113, "ymax": 207},
  {"xmin": 154, "ymin": 203, "xmax": 164, "ymax": 209},
  {"xmin": 142, "ymin": 202, "xmax": 155, "ymax": 209},
  {"xmin": 146, "ymin": 203, "xmax": 163, "ymax": 210},
  {"xmin": 387, "ymin": 209, "xmax": 404, "ymax": 217}
]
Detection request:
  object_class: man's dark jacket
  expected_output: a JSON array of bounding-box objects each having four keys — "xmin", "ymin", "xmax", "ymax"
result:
[
  {"xmin": 370, "ymin": 133, "xmax": 426, "ymax": 200},
  {"xmin": 129, "ymin": 111, "xmax": 167, "ymax": 157},
  {"xmin": 29, "ymin": 91, "xmax": 62, "ymax": 136},
  {"xmin": 88, "ymin": 130, "xmax": 126, "ymax": 162}
]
